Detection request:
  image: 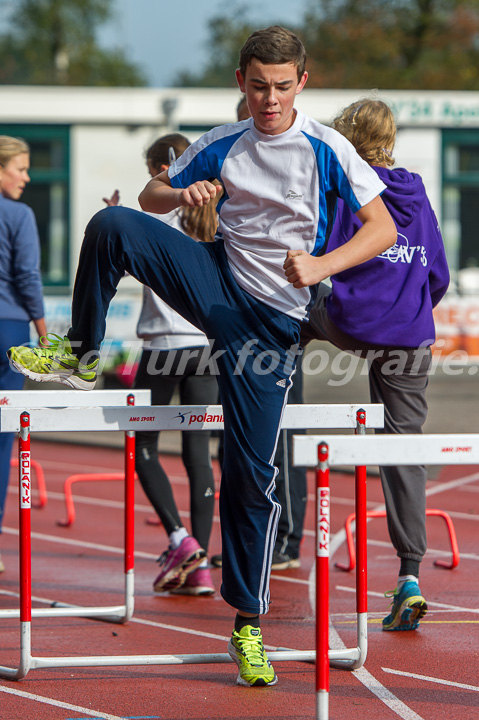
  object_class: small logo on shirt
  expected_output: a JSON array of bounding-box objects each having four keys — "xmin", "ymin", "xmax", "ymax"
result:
[
  {"xmin": 285, "ymin": 190, "xmax": 303, "ymax": 200},
  {"xmin": 276, "ymin": 378, "xmax": 287, "ymax": 388}
]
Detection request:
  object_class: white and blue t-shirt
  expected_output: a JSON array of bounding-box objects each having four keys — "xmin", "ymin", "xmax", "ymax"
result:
[{"xmin": 169, "ymin": 110, "xmax": 385, "ymax": 321}]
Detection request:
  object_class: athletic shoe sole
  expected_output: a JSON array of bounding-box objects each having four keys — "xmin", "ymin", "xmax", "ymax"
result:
[
  {"xmin": 170, "ymin": 583, "xmax": 215, "ymax": 596},
  {"xmin": 9, "ymin": 359, "xmax": 96, "ymax": 391},
  {"xmin": 227, "ymin": 639, "xmax": 278, "ymax": 687},
  {"xmin": 153, "ymin": 548, "xmax": 206, "ymax": 593},
  {"xmin": 271, "ymin": 557, "xmax": 301, "ymax": 571},
  {"xmin": 383, "ymin": 597, "xmax": 428, "ymax": 631}
]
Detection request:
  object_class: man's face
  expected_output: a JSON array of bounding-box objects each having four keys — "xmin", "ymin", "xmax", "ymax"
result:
[{"xmin": 236, "ymin": 59, "xmax": 307, "ymax": 136}]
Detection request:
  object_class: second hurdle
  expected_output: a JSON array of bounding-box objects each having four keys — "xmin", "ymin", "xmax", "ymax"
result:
[{"xmin": 293, "ymin": 432, "xmax": 479, "ymax": 720}]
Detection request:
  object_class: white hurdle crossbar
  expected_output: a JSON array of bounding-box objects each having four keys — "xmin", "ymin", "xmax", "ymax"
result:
[
  {"xmin": 0, "ymin": 389, "xmax": 152, "ymax": 410},
  {"xmin": 0, "ymin": 402, "xmax": 383, "ymax": 681},
  {"xmin": 292, "ymin": 432, "xmax": 479, "ymax": 720}
]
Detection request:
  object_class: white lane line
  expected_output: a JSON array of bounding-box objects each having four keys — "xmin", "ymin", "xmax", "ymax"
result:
[
  {"xmin": 444, "ymin": 509, "xmax": 479, "ymax": 522},
  {"xmin": 353, "ymin": 666, "xmax": 425, "ymax": 720},
  {"xmin": 2, "ymin": 526, "xmax": 158, "ymax": 560},
  {"xmin": 12, "ymin": 454, "xmax": 191, "ymax": 484},
  {"xmin": 340, "ymin": 536, "xmax": 479, "ymax": 562},
  {"xmin": 271, "ymin": 575, "xmax": 310, "ymax": 585},
  {"xmin": 328, "ymin": 625, "xmax": 426, "ymax": 720},
  {"xmin": 306, "ymin": 503, "xmax": 426, "ymax": 719},
  {"xmin": 366, "ymin": 538, "xmax": 479, "ymax": 562},
  {"xmin": 1, "ymin": 528, "xmax": 309, "ymax": 589},
  {"xmin": 336, "ymin": 585, "xmax": 479, "ymax": 613},
  {"xmin": 9, "ymin": 485, "xmax": 171, "ymax": 514},
  {"xmin": 382, "ymin": 667, "xmax": 479, "ymax": 692},
  {"xmin": 425, "ymin": 471, "xmax": 479, "ymax": 498},
  {"xmin": 0, "ymin": 588, "xmax": 276, "ymax": 653},
  {"xmin": 0, "ymin": 685, "xmax": 125, "ymax": 720},
  {"xmin": 130, "ymin": 616, "xmax": 232, "ymax": 644},
  {"xmin": 9, "ymin": 486, "xmax": 201, "ymax": 524},
  {"xmin": 317, "ymin": 471, "xmax": 479, "ymax": 716}
]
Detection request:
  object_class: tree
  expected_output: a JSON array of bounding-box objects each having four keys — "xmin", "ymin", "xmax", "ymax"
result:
[
  {"xmin": 0, "ymin": 0, "xmax": 146, "ymax": 86},
  {"xmin": 175, "ymin": 0, "xmax": 479, "ymax": 91},
  {"xmin": 302, "ymin": 0, "xmax": 479, "ymax": 89}
]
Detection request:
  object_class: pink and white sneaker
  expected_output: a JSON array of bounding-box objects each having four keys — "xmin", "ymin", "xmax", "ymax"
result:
[
  {"xmin": 153, "ymin": 536, "xmax": 206, "ymax": 593},
  {"xmin": 170, "ymin": 566, "xmax": 215, "ymax": 596}
]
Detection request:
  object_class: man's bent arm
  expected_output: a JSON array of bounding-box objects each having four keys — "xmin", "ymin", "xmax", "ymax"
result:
[
  {"xmin": 139, "ymin": 170, "xmax": 221, "ymax": 214},
  {"xmin": 284, "ymin": 195, "xmax": 396, "ymax": 288}
]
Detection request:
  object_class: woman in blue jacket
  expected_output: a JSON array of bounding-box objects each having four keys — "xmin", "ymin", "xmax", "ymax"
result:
[
  {"xmin": 0, "ymin": 136, "xmax": 46, "ymax": 571},
  {"xmin": 301, "ymin": 99, "xmax": 450, "ymax": 632}
]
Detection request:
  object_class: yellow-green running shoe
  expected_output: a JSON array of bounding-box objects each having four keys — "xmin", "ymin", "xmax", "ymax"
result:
[
  {"xmin": 7, "ymin": 334, "xmax": 98, "ymax": 391},
  {"xmin": 227, "ymin": 626, "xmax": 278, "ymax": 687}
]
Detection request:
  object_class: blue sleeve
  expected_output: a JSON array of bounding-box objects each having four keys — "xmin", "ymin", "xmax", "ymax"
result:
[
  {"xmin": 170, "ymin": 147, "xmax": 219, "ymax": 189},
  {"xmin": 12, "ymin": 206, "xmax": 45, "ymax": 319},
  {"xmin": 169, "ymin": 129, "xmax": 246, "ymax": 190}
]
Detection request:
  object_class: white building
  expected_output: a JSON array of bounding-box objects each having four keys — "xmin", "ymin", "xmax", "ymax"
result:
[{"xmin": 1, "ymin": 86, "xmax": 478, "ymax": 358}]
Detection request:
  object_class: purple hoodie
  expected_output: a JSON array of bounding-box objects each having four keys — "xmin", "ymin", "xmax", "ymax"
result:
[{"xmin": 326, "ymin": 166, "xmax": 450, "ymax": 347}]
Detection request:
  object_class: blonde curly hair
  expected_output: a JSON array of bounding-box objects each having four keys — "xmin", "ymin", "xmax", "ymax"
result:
[{"xmin": 332, "ymin": 99, "xmax": 396, "ymax": 168}]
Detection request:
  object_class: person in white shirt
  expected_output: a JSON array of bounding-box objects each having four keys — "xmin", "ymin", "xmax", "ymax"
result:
[{"xmin": 8, "ymin": 26, "xmax": 395, "ymax": 687}]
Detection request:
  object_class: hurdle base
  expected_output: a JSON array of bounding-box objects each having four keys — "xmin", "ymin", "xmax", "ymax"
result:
[
  {"xmin": 0, "ymin": 649, "xmax": 316, "ymax": 680},
  {"xmin": 0, "ymin": 604, "xmax": 128, "ymax": 622},
  {"xmin": 329, "ymin": 612, "xmax": 367, "ymax": 670}
]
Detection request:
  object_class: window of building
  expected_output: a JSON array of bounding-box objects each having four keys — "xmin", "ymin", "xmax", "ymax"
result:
[
  {"xmin": 442, "ymin": 130, "xmax": 479, "ymax": 273},
  {"xmin": 0, "ymin": 124, "xmax": 70, "ymax": 289}
]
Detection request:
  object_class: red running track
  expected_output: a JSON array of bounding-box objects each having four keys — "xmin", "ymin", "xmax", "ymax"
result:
[{"xmin": 0, "ymin": 439, "xmax": 478, "ymax": 720}]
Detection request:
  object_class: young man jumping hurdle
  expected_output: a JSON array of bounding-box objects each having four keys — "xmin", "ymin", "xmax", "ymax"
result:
[{"xmin": 8, "ymin": 26, "xmax": 395, "ymax": 687}]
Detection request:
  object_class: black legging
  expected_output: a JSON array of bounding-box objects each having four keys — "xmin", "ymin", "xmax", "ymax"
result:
[{"xmin": 134, "ymin": 346, "xmax": 219, "ymax": 552}]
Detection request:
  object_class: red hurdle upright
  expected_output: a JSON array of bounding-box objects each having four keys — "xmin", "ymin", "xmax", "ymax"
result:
[
  {"xmin": 124, "ymin": 394, "xmax": 136, "ymax": 620},
  {"xmin": 353, "ymin": 410, "xmax": 368, "ymax": 659},
  {"xmin": 316, "ymin": 441, "xmax": 330, "ymax": 719},
  {"xmin": 18, "ymin": 411, "xmax": 32, "ymax": 677},
  {"xmin": 315, "ymin": 409, "xmax": 369, "ymax": 719}
]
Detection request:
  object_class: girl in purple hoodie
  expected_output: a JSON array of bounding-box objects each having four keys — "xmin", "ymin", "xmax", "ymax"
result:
[{"xmin": 300, "ymin": 99, "xmax": 450, "ymax": 632}]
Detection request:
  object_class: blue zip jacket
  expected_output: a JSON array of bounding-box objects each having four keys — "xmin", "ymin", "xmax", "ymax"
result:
[
  {"xmin": 326, "ymin": 166, "xmax": 450, "ymax": 346},
  {"xmin": 0, "ymin": 194, "xmax": 44, "ymax": 322}
]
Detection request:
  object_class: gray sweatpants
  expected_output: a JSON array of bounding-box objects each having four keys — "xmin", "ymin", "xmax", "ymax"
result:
[{"xmin": 301, "ymin": 285, "xmax": 430, "ymax": 564}]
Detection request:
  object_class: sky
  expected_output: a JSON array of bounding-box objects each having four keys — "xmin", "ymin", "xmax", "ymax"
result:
[{"xmin": 99, "ymin": 0, "xmax": 310, "ymax": 87}]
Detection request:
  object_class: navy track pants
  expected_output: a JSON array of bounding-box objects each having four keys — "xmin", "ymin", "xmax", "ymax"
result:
[{"xmin": 68, "ymin": 206, "xmax": 301, "ymax": 613}]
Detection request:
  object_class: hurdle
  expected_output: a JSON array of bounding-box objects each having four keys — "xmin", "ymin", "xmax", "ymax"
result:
[
  {"xmin": 0, "ymin": 402, "xmax": 383, "ymax": 681},
  {"xmin": 336, "ymin": 507, "xmax": 460, "ymax": 572},
  {"xmin": 293, "ymin": 432, "xmax": 479, "ymax": 720},
  {"xmin": 1, "ymin": 389, "xmax": 151, "ymax": 508},
  {"xmin": 0, "ymin": 389, "xmax": 151, "ymax": 629}
]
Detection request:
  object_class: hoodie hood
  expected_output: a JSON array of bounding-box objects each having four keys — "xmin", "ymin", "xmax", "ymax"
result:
[
  {"xmin": 324, "ymin": 165, "xmax": 450, "ymax": 347},
  {"xmin": 374, "ymin": 165, "xmax": 427, "ymax": 228}
]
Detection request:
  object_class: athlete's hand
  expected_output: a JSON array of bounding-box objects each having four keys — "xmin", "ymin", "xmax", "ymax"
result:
[
  {"xmin": 283, "ymin": 250, "xmax": 326, "ymax": 288},
  {"xmin": 103, "ymin": 189, "xmax": 120, "ymax": 206},
  {"xmin": 180, "ymin": 181, "xmax": 222, "ymax": 208}
]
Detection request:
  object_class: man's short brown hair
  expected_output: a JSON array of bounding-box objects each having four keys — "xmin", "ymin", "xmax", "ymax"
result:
[{"xmin": 239, "ymin": 26, "xmax": 307, "ymax": 81}]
